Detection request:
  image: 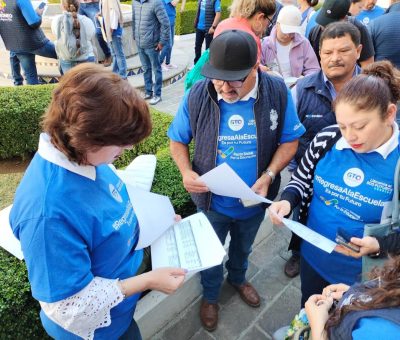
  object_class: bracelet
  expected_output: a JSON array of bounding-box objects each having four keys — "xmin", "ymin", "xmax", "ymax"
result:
[{"xmin": 263, "ymin": 169, "xmax": 275, "ymax": 183}]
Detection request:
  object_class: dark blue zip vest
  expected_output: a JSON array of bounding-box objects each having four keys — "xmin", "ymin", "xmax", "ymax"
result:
[
  {"xmin": 295, "ymin": 70, "xmax": 335, "ymax": 162},
  {"xmin": 194, "ymin": 0, "xmax": 217, "ymax": 31},
  {"xmin": 187, "ymin": 71, "xmax": 288, "ymax": 211},
  {"xmin": 0, "ymin": 0, "xmax": 48, "ymax": 52}
]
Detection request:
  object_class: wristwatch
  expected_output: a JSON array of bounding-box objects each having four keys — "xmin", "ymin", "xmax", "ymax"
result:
[{"xmin": 263, "ymin": 169, "xmax": 275, "ymax": 183}]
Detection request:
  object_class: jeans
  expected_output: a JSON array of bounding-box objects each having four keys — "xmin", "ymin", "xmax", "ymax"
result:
[
  {"xmin": 10, "ymin": 52, "xmax": 23, "ymax": 86},
  {"xmin": 200, "ymin": 210, "xmax": 265, "ymax": 303},
  {"xmin": 78, "ymin": 2, "xmax": 111, "ymax": 58},
  {"xmin": 111, "ymin": 34, "xmax": 127, "ymax": 79},
  {"xmin": 194, "ymin": 28, "xmax": 213, "ymax": 64},
  {"xmin": 59, "ymin": 56, "xmax": 95, "ymax": 74},
  {"xmin": 300, "ymin": 256, "xmax": 329, "ymax": 307},
  {"xmin": 159, "ymin": 24, "xmax": 175, "ymax": 65},
  {"xmin": 137, "ymin": 46, "xmax": 162, "ymax": 97},
  {"xmin": 119, "ymin": 318, "xmax": 142, "ymax": 340},
  {"xmin": 12, "ymin": 40, "xmax": 57, "ymax": 85}
]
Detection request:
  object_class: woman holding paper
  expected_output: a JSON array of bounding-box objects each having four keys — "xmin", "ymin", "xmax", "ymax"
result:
[
  {"xmin": 269, "ymin": 60, "xmax": 400, "ymax": 306},
  {"xmin": 9, "ymin": 64, "xmax": 186, "ymax": 339}
]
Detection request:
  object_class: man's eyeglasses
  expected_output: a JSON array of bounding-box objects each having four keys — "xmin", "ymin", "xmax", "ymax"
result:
[{"xmin": 212, "ymin": 75, "xmax": 248, "ymax": 88}]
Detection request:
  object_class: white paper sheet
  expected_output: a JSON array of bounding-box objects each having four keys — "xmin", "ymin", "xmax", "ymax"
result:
[
  {"xmin": 0, "ymin": 205, "xmax": 24, "ymax": 260},
  {"xmin": 268, "ymin": 209, "xmax": 337, "ymax": 253},
  {"xmin": 198, "ymin": 163, "xmax": 273, "ymax": 204},
  {"xmin": 126, "ymin": 185, "xmax": 176, "ymax": 249},
  {"xmin": 151, "ymin": 212, "xmax": 226, "ymax": 272}
]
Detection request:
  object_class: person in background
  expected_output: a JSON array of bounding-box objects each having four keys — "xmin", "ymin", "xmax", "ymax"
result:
[
  {"xmin": 160, "ymin": 0, "xmax": 179, "ymax": 71},
  {"xmin": 283, "ymin": 21, "xmax": 363, "ymax": 279},
  {"xmin": 309, "ymin": 0, "xmax": 375, "ymax": 68},
  {"xmin": 269, "ymin": 59, "xmax": 400, "ymax": 306},
  {"xmin": 78, "ymin": 0, "xmax": 112, "ymax": 66},
  {"xmin": 0, "ymin": 0, "xmax": 57, "ymax": 85},
  {"xmin": 261, "ymin": 5, "xmax": 320, "ymax": 84},
  {"xmin": 192, "ymin": 0, "xmax": 221, "ymax": 64},
  {"xmin": 52, "ymin": 0, "xmax": 96, "ymax": 74},
  {"xmin": 356, "ymin": 0, "xmax": 385, "ymax": 25},
  {"xmin": 100, "ymin": 0, "xmax": 127, "ymax": 79},
  {"xmin": 305, "ymin": 256, "xmax": 400, "ymax": 339},
  {"xmin": 297, "ymin": 0, "xmax": 319, "ymax": 36},
  {"xmin": 132, "ymin": 0, "xmax": 170, "ymax": 105},
  {"xmin": 265, "ymin": 0, "xmax": 283, "ymax": 36},
  {"xmin": 349, "ymin": 0, "xmax": 366, "ymax": 17},
  {"xmin": 9, "ymin": 63, "xmax": 186, "ymax": 339}
]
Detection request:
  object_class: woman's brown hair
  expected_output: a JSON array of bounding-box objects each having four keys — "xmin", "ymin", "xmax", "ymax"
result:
[
  {"xmin": 333, "ymin": 60, "xmax": 400, "ymax": 119},
  {"xmin": 326, "ymin": 256, "xmax": 400, "ymax": 332},
  {"xmin": 62, "ymin": 0, "xmax": 81, "ymax": 54},
  {"xmin": 42, "ymin": 63, "xmax": 152, "ymax": 164}
]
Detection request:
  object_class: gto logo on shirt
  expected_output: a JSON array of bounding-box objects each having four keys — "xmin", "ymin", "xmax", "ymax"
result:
[
  {"xmin": 228, "ymin": 114, "xmax": 244, "ymax": 131},
  {"xmin": 109, "ymin": 183, "xmax": 123, "ymax": 203},
  {"xmin": 343, "ymin": 168, "xmax": 364, "ymax": 187}
]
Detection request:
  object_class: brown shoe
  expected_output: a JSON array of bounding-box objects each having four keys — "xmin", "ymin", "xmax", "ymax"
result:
[
  {"xmin": 229, "ymin": 281, "xmax": 261, "ymax": 307},
  {"xmin": 103, "ymin": 56, "xmax": 112, "ymax": 67},
  {"xmin": 200, "ymin": 300, "xmax": 219, "ymax": 332},
  {"xmin": 284, "ymin": 255, "xmax": 300, "ymax": 278}
]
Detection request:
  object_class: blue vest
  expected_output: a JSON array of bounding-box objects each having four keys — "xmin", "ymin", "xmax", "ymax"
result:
[
  {"xmin": 295, "ymin": 71, "xmax": 335, "ymax": 162},
  {"xmin": 187, "ymin": 71, "xmax": 288, "ymax": 210},
  {"xmin": 194, "ymin": 0, "xmax": 216, "ymax": 31},
  {"xmin": 0, "ymin": 0, "xmax": 48, "ymax": 52}
]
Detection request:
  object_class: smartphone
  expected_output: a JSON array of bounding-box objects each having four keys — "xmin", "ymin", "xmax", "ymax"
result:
[
  {"xmin": 38, "ymin": 2, "xmax": 46, "ymax": 9},
  {"xmin": 335, "ymin": 227, "xmax": 360, "ymax": 253}
]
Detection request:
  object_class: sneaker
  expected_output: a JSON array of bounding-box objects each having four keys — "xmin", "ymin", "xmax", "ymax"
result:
[
  {"xmin": 103, "ymin": 56, "xmax": 112, "ymax": 67},
  {"xmin": 161, "ymin": 63, "xmax": 169, "ymax": 72},
  {"xmin": 142, "ymin": 93, "xmax": 152, "ymax": 100},
  {"xmin": 149, "ymin": 96, "xmax": 161, "ymax": 105},
  {"xmin": 165, "ymin": 63, "xmax": 178, "ymax": 69},
  {"xmin": 284, "ymin": 254, "xmax": 300, "ymax": 278}
]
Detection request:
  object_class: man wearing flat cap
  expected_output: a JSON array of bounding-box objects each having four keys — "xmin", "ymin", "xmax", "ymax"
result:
[{"xmin": 168, "ymin": 29, "xmax": 305, "ymax": 331}]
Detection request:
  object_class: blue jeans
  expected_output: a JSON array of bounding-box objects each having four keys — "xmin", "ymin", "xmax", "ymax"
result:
[
  {"xmin": 10, "ymin": 51, "xmax": 23, "ymax": 86},
  {"xmin": 111, "ymin": 35, "xmax": 127, "ymax": 79},
  {"xmin": 12, "ymin": 40, "xmax": 57, "ymax": 85},
  {"xmin": 137, "ymin": 47, "xmax": 162, "ymax": 97},
  {"xmin": 200, "ymin": 210, "xmax": 265, "ymax": 303},
  {"xmin": 159, "ymin": 24, "xmax": 175, "ymax": 65},
  {"xmin": 78, "ymin": 2, "xmax": 111, "ymax": 58},
  {"xmin": 60, "ymin": 56, "xmax": 95, "ymax": 74}
]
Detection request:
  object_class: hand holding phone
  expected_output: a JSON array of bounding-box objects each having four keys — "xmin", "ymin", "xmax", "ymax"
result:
[
  {"xmin": 38, "ymin": 2, "xmax": 46, "ymax": 9},
  {"xmin": 335, "ymin": 227, "xmax": 360, "ymax": 253}
]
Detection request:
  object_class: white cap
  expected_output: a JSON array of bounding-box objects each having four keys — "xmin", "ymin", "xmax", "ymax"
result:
[{"xmin": 277, "ymin": 5, "xmax": 302, "ymax": 35}]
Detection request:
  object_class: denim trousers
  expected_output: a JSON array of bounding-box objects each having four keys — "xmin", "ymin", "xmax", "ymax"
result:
[
  {"xmin": 10, "ymin": 52, "xmax": 23, "ymax": 86},
  {"xmin": 111, "ymin": 35, "xmax": 127, "ymax": 79},
  {"xmin": 200, "ymin": 210, "xmax": 265, "ymax": 303},
  {"xmin": 137, "ymin": 46, "xmax": 162, "ymax": 97},
  {"xmin": 59, "ymin": 56, "xmax": 96, "ymax": 74},
  {"xmin": 119, "ymin": 318, "xmax": 142, "ymax": 340},
  {"xmin": 11, "ymin": 40, "xmax": 57, "ymax": 85},
  {"xmin": 194, "ymin": 28, "xmax": 213, "ymax": 64},
  {"xmin": 78, "ymin": 2, "xmax": 111, "ymax": 57},
  {"xmin": 159, "ymin": 24, "xmax": 175, "ymax": 65}
]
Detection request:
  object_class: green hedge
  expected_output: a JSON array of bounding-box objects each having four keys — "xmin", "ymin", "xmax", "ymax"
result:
[{"xmin": 0, "ymin": 84, "xmax": 195, "ymax": 337}]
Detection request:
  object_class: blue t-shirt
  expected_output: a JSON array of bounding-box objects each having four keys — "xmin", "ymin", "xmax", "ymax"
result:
[
  {"xmin": 10, "ymin": 152, "xmax": 143, "ymax": 339},
  {"xmin": 163, "ymin": 0, "xmax": 177, "ymax": 24},
  {"xmin": 305, "ymin": 9, "xmax": 319, "ymax": 38},
  {"xmin": 302, "ymin": 141, "xmax": 399, "ymax": 285},
  {"xmin": 17, "ymin": 0, "xmax": 41, "ymax": 26},
  {"xmin": 168, "ymin": 87, "xmax": 305, "ymax": 219},
  {"xmin": 197, "ymin": 0, "xmax": 221, "ymax": 30},
  {"xmin": 352, "ymin": 317, "xmax": 400, "ymax": 339},
  {"xmin": 356, "ymin": 6, "xmax": 385, "ymax": 26}
]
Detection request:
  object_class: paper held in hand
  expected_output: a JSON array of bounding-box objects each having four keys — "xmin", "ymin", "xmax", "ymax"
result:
[
  {"xmin": 198, "ymin": 163, "xmax": 273, "ymax": 204},
  {"xmin": 0, "ymin": 205, "xmax": 24, "ymax": 260},
  {"xmin": 268, "ymin": 209, "xmax": 337, "ymax": 253}
]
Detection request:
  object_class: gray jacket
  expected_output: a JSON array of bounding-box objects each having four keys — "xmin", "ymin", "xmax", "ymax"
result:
[{"xmin": 132, "ymin": 0, "xmax": 170, "ymax": 49}]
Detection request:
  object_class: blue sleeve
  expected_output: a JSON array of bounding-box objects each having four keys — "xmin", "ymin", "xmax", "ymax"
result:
[
  {"xmin": 215, "ymin": 0, "xmax": 221, "ymax": 12},
  {"xmin": 279, "ymin": 89, "xmax": 305, "ymax": 143},
  {"xmin": 305, "ymin": 9, "xmax": 318, "ymax": 38},
  {"xmin": 17, "ymin": 0, "xmax": 41, "ymax": 26},
  {"xmin": 352, "ymin": 317, "xmax": 400, "ymax": 340},
  {"xmin": 167, "ymin": 92, "xmax": 193, "ymax": 144}
]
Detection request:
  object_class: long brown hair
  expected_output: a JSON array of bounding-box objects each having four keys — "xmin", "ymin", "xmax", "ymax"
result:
[
  {"xmin": 62, "ymin": 0, "xmax": 81, "ymax": 54},
  {"xmin": 326, "ymin": 256, "xmax": 400, "ymax": 331},
  {"xmin": 42, "ymin": 63, "xmax": 152, "ymax": 165}
]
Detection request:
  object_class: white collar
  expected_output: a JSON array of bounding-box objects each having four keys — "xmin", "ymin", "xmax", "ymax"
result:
[
  {"xmin": 217, "ymin": 73, "xmax": 258, "ymax": 102},
  {"xmin": 336, "ymin": 122, "xmax": 399, "ymax": 159},
  {"xmin": 38, "ymin": 133, "xmax": 97, "ymax": 180}
]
